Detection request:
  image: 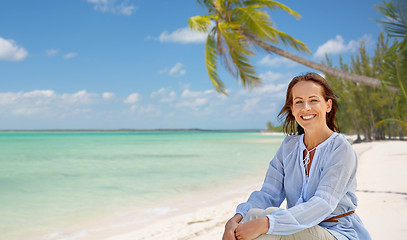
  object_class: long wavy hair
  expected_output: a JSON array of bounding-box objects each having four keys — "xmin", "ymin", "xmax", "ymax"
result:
[{"xmin": 278, "ymin": 73, "xmax": 339, "ymax": 135}]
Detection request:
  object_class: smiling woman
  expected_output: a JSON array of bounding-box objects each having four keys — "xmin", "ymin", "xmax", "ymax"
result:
[{"xmin": 223, "ymin": 73, "xmax": 371, "ymax": 240}]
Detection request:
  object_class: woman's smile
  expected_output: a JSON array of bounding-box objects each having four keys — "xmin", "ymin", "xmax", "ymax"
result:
[{"xmin": 301, "ymin": 114, "xmax": 316, "ymax": 120}]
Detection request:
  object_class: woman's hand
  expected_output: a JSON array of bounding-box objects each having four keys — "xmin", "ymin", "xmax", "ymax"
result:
[
  {"xmin": 234, "ymin": 216, "xmax": 269, "ymax": 240},
  {"xmin": 222, "ymin": 214, "xmax": 243, "ymax": 240}
]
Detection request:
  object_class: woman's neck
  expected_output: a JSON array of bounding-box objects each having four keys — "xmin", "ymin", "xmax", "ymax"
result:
[{"xmin": 303, "ymin": 127, "xmax": 334, "ymax": 150}]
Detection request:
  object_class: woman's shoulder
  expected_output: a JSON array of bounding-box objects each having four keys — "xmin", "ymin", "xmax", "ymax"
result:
[
  {"xmin": 330, "ymin": 133, "xmax": 354, "ymax": 150},
  {"xmin": 279, "ymin": 134, "xmax": 301, "ymax": 155},
  {"xmin": 323, "ymin": 133, "xmax": 357, "ymax": 163},
  {"xmin": 282, "ymin": 134, "xmax": 301, "ymax": 146}
]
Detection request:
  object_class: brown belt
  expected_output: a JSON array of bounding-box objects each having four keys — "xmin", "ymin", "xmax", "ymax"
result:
[{"xmin": 323, "ymin": 210, "xmax": 355, "ymax": 223}]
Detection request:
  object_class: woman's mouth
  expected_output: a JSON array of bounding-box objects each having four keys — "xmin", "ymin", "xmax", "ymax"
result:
[{"xmin": 301, "ymin": 114, "xmax": 316, "ymax": 120}]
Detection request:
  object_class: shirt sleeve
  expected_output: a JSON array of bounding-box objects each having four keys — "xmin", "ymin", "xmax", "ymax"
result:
[
  {"xmin": 266, "ymin": 138, "xmax": 357, "ymax": 235},
  {"xmin": 236, "ymin": 138, "xmax": 286, "ymax": 218}
]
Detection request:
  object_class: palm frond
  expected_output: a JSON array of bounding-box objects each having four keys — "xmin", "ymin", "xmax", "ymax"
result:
[
  {"xmin": 233, "ymin": 4, "xmax": 309, "ymax": 53},
  {"xmin": 233, "ymin": 6, "xmax": 273, "ymax": 41},
  {"xmin": 197, "ymin": 0, "xmax": 215, "ymax": 10},
  {"xmin": 205, "ymin": 32, "xmax": 227, "ymax": 94},
  {"xmin": 217, "ymin": 22, "xmax": 252, "ymax": 55},
  {"xmin": 217, "ymin": 30, "xmax": 237, "ymax": 78},
  {"xmin": 218, "ymin": 22, "xmax": 260, "ymax": 87},
  {"xmin": 375, "ymin": 0, "xmax": 407, "ymax": 38},
  {"xmin": 188, "ymin": 14, "xmax": 217, "ymax": 32},
  {"xmin": 376, "ymin": 118, "xmax": 407, "ymax": 130},
  {"xmin": 381, "ymin": 39, "xmax": 407, "ymax": 97},
  {"xmin": 229, "ymin": 49, "xmax": 260, "ymax": 88},
  {"xmin": 268, "ymin": 27, "xmax": 310, "ymax": 53},
  {"xmin": 242, "ymin": 0, "xmax": 301, "ymax": 19}
]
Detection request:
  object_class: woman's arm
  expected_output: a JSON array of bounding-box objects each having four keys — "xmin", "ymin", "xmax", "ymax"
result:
[
  {"xmin": 235, "ymin": 138, "xmax": 288, "ymax": 218},
  {"xmin": 223, "ymin": 137, "xmax": 292, "ymax": 240}
]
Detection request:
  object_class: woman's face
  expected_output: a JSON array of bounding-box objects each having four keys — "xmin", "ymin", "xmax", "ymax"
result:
[{"xmin": 290, "ymin": 81, "xmax": 332, "ymax": 132}]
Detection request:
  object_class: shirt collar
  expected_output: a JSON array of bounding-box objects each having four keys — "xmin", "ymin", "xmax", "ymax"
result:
[{"xmin": 299, "ymin": 132, "xmax": 338, "ymax": 151}]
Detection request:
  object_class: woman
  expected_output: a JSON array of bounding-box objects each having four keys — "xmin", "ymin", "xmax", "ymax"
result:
[{"xmin": 223, "ymin": 73, "xmax": 370, "ymax": 240}]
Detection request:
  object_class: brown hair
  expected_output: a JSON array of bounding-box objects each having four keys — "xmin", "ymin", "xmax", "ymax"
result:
[{"xmin": 278, "ymin": 72, "xmax": 339, "ymax": 135}]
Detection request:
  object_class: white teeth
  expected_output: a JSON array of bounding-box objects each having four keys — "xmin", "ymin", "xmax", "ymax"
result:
[{"xmin": 302, "ymin": 115, "xmax": 315, "ymax": 120}]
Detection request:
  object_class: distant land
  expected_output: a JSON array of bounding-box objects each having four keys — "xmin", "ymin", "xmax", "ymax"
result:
[{"xmin": 0, "ymin": 128, "xmax": 264, "ymax": 132}]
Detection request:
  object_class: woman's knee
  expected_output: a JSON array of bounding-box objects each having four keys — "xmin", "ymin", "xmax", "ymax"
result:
[
  {"xmin": 262, "ymin": 207, "xmax": 279, "ymax": 216},
  {"xmin": 242, "ymin": 208, "xmax": 265, "ymax": 222}
]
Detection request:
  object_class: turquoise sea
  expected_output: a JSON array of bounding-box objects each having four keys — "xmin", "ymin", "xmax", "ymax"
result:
[{"xmin": 0, "ymin": 131, "xmax": 284, "ymax": 239}]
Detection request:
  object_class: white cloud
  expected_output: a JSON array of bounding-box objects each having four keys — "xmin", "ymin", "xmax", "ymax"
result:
[
  {"xmin": 87, "ymin": 0, "xmax": 136, "ymax": 16},
  {"xmin": 124, "ymin": 93, "xmax": 140, "ymax": 104},
  {"xmin": 158, "ymin": 27, "xmax": 207, "ymax": 44},
  {"xmin": 102, "ymin": 92, "xmax": 115, "ymax": 100},
  {"xmin": 160, "ymin": 62, "xmax": 187, "ymax": 77},
  {"xmin": 259, "ymin": 71, "xmax": 285, "ymax": 82},
  {"xmin": 0, "ymin": 90, "xmax": 56, "ymax": 106},
  {"xmin": 242, "ymin": 98, "xmax": 261, "ymax": 113},
  {"xmin": 0, "ymin": 37, "xmax": 28, "ymax": 62},
  {"xmin": 168, "ymin": 88, "xmax": 216, "ymax": 111},
  {"xmin": 64, "ymin": 52, "xmax": 78, "ymax": 59},
  {"xmin": 138, "ymin": 104, "xmax": 159, "ymax": 115},
  {"xmin": 159, "ymin": 67, "xmax": 169, "ymax": 74},
  {"xmin": 45, "ymin": 49, "xmax": 59, "ymax": 56},
  {"xmin": 72, "ymin": 108, "xmax": 91, "ymax": 115},
  {"xmin": 169, "ymin": 62, "xmax": 186, "ymax": 76},
  {"xmin": 12, "ymin": 107, "xmax": 50, "ymax": 116},
  {"xmin": 253, "ymin": 83, "xmax": 287, "ymax": 96},
  {"xmin": 176, "ymin": 98, "xmax": 208, "ymax": 110},
  {"xmin": 61, "ymin": 90, "xmax": 99, "ymax": 105},
  {"xmin": 314, "ymin": 35, "xmax": 373, "ymax": 58},
  {"xmin": 151, "ymin": 88, "xmax": 177, "ymax": 103},
  {"xmin": 258, "ymin": 56, "xmax": 298, "ymax": 68},
  {"xmin": 181, "ymin": 89, "xmax": 214, "ymax": 98},
  {"xmin": 0, "ymin": 90, "xmax": 102, "ymax": 117},
  {"xmin": 119, "ymin": 5, "xmax": 135, "ymax": 16}
]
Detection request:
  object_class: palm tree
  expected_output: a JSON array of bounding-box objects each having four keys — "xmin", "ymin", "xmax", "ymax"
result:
[
  {"xmin": 375, "ymin": 0, "xmax": 407, "ymax": 38},
  {"xmin": 188, "ymin": 0, "xmax": 388, "ymax": 94}
]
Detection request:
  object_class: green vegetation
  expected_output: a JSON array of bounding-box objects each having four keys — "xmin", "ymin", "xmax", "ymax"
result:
[
  {"xmin": 265, "ymin": 121, "xmax": 283, "ymax": 132},
  {"xmin": 189, "ymin": 0, "xmax": 384, "ymax": 94},
  {"xmin": 322, "ymin": 1, "xmax": 406, "ymax": 141}
]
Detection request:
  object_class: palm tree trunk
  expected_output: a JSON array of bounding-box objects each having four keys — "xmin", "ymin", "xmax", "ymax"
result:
[
  {"xmin": 243, "ymin": 33, "xmax": 400, "ymax": 92},
  {"xmin": 351, "ymin": 116, "xmax": 362, "ymax": 143}
]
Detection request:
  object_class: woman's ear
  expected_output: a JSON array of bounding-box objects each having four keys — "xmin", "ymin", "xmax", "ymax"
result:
[{"xmin": 327, "ymin": 99, "xmax": 332, "ymax": 113}]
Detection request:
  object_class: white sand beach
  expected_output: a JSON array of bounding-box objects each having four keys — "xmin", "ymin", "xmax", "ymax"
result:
[{"xmin": 69, "ymin": 140, "xmax": 407, "ymax": 240}]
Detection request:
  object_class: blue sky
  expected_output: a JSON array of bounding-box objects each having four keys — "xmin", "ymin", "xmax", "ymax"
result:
[{"xmin": 0, "ymin": 0, "xmax": 386, "ymax": 129}]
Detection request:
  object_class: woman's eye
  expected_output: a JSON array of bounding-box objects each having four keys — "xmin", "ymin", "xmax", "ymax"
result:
[
  {"xmin": 311, "ymin": 99, "xmax": 318, "ymax": 102},
  {"xmin": 295, "ymin": 101, "xmax": 303, "ymax": 104}
]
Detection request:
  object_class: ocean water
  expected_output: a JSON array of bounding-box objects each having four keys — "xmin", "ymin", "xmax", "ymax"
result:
[{"xmin": 0, "ymin": 131, "xmax": 284, "ymax": 239}]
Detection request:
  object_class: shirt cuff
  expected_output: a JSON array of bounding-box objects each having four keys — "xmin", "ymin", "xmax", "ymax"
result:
[
  {"xmin": 266, "ymin": 214, "xmax": 275, "ymax": 234},
  {"xmin": 235, "ymin": 202, "xmax": 251, "ymax": 218},
  {"xmin": 236, "ymin": 211, "xmax": 246, "ymax": 218}
]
